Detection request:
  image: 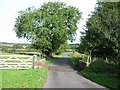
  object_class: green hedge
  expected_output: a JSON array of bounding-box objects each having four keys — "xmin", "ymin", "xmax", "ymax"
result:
[
  {"xmin": 81, "ymin": 59, "xmax": 119, "ymax": 89},
  {"xmin": 89, "ymin": 59, "xmax": 117, "ymax": 74}
]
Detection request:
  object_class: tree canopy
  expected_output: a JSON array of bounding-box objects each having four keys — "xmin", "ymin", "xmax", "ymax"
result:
[
  {"xmin": 14, "ymin": 1, "xmax": 82, "ymax": 54},
  {"xmin": 79, "ymin": 2, "xmax": 120, "ymax": 64}
]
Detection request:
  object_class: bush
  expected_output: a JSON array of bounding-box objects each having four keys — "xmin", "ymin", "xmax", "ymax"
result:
[
  {"xmin": 77, "ymin": 60, "xmax": 87, "ymax": 70},
  {"xmin": 69, "ymin": 56, "xmax": 87, "ymax": 71},
  {"xmin": 69, "ymin": 57, "xmax": 79, "ymax": 67},
  {"xmin": 89, "ymin": 59, "xmax": 117, "ymax": 74}
]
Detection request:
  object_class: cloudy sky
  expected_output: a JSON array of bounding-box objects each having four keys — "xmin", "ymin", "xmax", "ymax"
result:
[{"xmin": 0, "ymin": 0, "xmax": 97, "ymax": 44}]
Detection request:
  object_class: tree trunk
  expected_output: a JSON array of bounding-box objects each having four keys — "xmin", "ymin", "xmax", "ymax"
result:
[
  {"xmin": 43, "ymin": 51, "xmax": 53, "ymax": 57},
  {"xmin": 49, "ymin": 51, "xmax": 53, "ymax": 57}
]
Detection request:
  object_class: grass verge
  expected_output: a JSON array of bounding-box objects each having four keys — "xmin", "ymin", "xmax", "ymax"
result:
[
  {"xmin": 68, "ymin": 52, "xmax": 85, "ymax": 68},
  {"xmin": 81, "ymin": 69, "xmax": 119, "ymax": 89},
  {"xmin": 1, "ymin": 69, "xmax": 47, "ymax": 88},
  {"xmin": 68, "ymin": 52, "xmax": 119, "ymax": 89},
  {"xmin": 80, "ymin": 60, "xmax": 119, "ymax": 89}
]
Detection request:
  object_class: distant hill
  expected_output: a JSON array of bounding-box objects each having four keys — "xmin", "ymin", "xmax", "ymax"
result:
[{"xmin": 0, "ymin": 42, "xmax": 30, "ymax": 46}]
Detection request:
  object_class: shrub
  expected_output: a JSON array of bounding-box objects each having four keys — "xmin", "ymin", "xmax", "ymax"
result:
[
  {"xmin": 69, "ymin": 57, "xmax": 79, "ymax": 67},
  {"xmin": 89, "ymin": 59, "xmax": 117, "ymax": 74},
  {"xmin": 77, "ymin": 60, "xmax": 87, "ymax": 70}
]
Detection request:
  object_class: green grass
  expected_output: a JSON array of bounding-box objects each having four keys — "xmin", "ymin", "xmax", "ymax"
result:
[
  {"xmin": 69, "ymin": 56, "xmax": 79, "ymax": 67},
  {"xmin": 0, "ymin": 53, "xmax": 63, "ymax": 88},
  {"xmin": 68, "ymin": 52, "xmax": 119, "ymax": 89},
  {"xmin": 0, "ymin": 70, "xmax": 2, "ymax": 89},
  {"xmin": 80, "ymin": 60, "xmax": 119, "ymax": 89},
  {"xmin": 0, "ymin": 53, "xmax": 32, "ymax": 59},
  {"xmin": 1, "ymin": 69, "xmax": 47, "ymax": 88},
  {"xmin": 81, "ymin": 69, "xmax": 119, "ymax": 89},
  {"xmin": 68, "ymin": 52, "xmax": 83, "ymax": 67}
]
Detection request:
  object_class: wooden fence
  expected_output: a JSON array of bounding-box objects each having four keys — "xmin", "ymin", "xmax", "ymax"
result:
[{"xmin": 0, "ymin": 55, "xmax": 46, "ymax": 69}]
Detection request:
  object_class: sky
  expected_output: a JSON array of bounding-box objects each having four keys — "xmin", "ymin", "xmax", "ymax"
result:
[{"xmin": 0, "ymin": 0, "xmax": 97, "ymax": 44}]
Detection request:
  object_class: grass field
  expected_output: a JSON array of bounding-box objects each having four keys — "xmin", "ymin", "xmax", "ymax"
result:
[
  {"xmin": 1, "ymin": 69, "xmax": 47, "ymax": 88},
  {"xmin": 0, "ymin": 52, "xmax": 62, "ymax": 88},
  {"xmin": 0, "ymin": 53, "xmax": 32, "ymax": 60},
  {"xmin": 0, "ymin": 52, "xmax": 65, "ymax": 88}
]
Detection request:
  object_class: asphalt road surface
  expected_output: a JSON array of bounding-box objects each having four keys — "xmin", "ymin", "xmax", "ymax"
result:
[{"xmin": 42, "ymin": 53, "xmax": 109, "ymax": 89}]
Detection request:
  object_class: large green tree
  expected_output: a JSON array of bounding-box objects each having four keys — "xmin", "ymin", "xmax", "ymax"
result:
[
  {"xmin": 79, "ymin": 2, "xmax": 120, "ymax": 63},
  {"xmin": 79, "ymin": 3, "xmax": 120, "ymax": 86},
  {"xmin": 14, "ymin": 2, "xmax": 82, "ymax": 55}
]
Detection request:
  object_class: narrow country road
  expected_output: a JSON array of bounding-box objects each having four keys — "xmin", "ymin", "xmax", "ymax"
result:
[{"xmin": 42, "ymin": 53, "xmax": 109, "ymax": 89}]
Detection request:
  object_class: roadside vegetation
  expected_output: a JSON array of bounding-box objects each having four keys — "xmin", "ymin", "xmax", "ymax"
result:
[
  {"xmin": 68, "ymin": 52, "xmax": 119, "ymax": 89},
  {"xmin": 68, "ymin": 2, "xmax": 120, "ymax": 90},
  {"xmin": 81, "ymin": 60, "xmax": 119, "ymax": 89},
  {"xmin": 68, "ymin": 52, "xmax": 87, "ymax": 70}
]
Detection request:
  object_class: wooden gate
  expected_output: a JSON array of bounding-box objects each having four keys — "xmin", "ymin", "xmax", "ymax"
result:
[{"xmin": 0, "ymin": 55, "xmax": 33, "ymax": 69}]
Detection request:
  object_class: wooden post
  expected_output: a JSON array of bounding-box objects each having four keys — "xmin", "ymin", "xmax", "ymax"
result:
[
  {"xmin": 87, "ymin": 56, "xmax": 91, "ymax": 66},
  {"xmin": 32, "ymin": 56, "xmax": 34, "ymax": 69},
  {"xmin": 32, "ymin": 55, "xmax": 37, "ymax": 69}
]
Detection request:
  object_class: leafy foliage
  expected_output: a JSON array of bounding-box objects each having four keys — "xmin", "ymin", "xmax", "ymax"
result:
[
  {"xmin": 14, "ymin": 1, "xmax": 82, "ymax": 53},
  {"xmin": 70, "ymin": 44, "xmax": 79, "ymax": 51},
  {"xmin": 13, "ymin": 44, "xmax": 23, "ymax": 49},
  {"xmin": 89, "ymin": 59, "xmax": 117, "ymax": 74},
  {"xmin": 79, "ymin": 2, "xmax": 120, "ymax": 63},
  {"xmin": 56, "ymin": 41, "xmax": 70, "ymax": 55}
]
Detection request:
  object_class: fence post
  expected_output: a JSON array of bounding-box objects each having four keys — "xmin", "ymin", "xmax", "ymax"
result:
[
  {"xmin": 32, "ymin": 55, "xmax": 37, "ymax": 69},
  {"xmin": 32, "ymin": 58, "xmax": 34, "ymax": 69}
]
